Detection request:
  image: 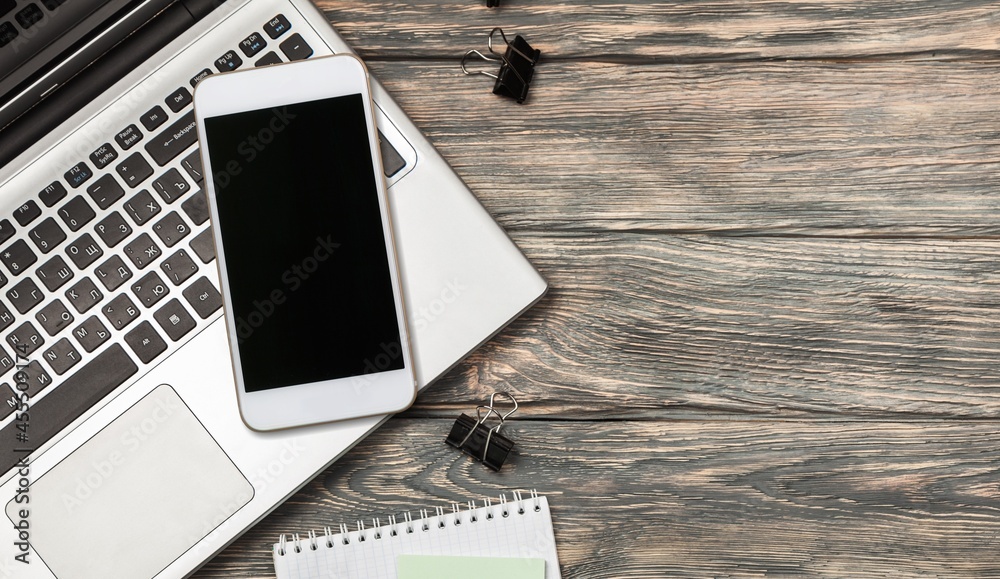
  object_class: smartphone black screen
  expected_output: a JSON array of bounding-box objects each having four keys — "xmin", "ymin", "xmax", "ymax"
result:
[{"xmin": 204, "ymin": 95, "xmax": 403, "ymax": 393}]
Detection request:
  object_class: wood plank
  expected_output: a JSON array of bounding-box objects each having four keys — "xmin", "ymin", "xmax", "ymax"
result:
[
  {"xmin": 317, "ymin": 0, "xmax": 1000, "ymax": 60},
  {"xmin": 363, "ymin": 60, "xmax": 1000, "ymax": 235},
  {"xmin": 403, "ymin": 233, "xmax": 1000, "ymax": 418},
  {"xmin": 193, "ymin": 419, "xmax": 1000, "ymax": 578}
]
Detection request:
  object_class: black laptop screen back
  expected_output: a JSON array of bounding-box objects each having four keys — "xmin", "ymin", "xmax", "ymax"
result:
[
  {"xmin": 0, "ymin": 0, "xmax": 189, "ymax": 168},
  {"xmin": 0, "ymin": 0, "xmax": 116, "ymax": 96}
]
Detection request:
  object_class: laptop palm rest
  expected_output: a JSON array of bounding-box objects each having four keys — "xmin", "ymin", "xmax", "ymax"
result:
[{"xmin": 4, "ymin": 384, "xmax": 252, "ymax": 579}]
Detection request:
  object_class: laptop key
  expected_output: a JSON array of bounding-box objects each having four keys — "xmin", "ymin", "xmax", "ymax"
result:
[
  {"xmin": 153, "ymin": 211, "xmax": 190, "ymax": 247},
  {"xmin": 41, "ymin": 338, "xmax": 80, "ymax": 375},
  {"xmin": 140, "ymin": 105, "xmax": 168, "ymax": 131},
  {"xmin": 165, "ymin": 86, "xmax": 192, "ymax": 113},
  {"xmin": 180, "ymin": 149, "xmax": 204, "ymax": 184},
  {"xmin": 40, "ymin": 0, "xmax": 65, "ymax": 9},
  {"xmin": 13, "ymin": 200, "xmax": 41, "ymax": 227},
  {"xmin": 58, "ymin": 195, "xmax": 96, "ymax": 231},
  {"xmin": 103, "ymin": 293, "xmax": 139, "ymax": 330},
  {"xmin": 254, "ymin": 51, "xmax": 281, "ymax": 67},
  {"xmin": 240, "ymin": 32, "xmax": 266, "ymax": 57},
  {"xmin": 94, "ymin": 255, "xmax": 133, "ymax": 291},
  {"xmin": 0, "ymin": 0, "xmax": 14, "ymax": 18},
  {"xmin": 66, "ymin": 233, "xmax": 103, "ymax": 269},
  {"xmin": 38, "ymin": 182, "xmax": 67, "ymax": 207},
  {"xmin": 36, "ymin": 255, "xmax": 73, "ymax": 291},
  {"xmin": 124, "ymin": 320, "xmax": 167, "ymax": 364},
  {"xmin": 15, "ymin": 4, "xmax": 42, "ymax": 28},
  {"xmin": 0, "ymin": 239, "xmax": 37, "ymax": 276},
  {"xmin": 115, "ymin": 124, "xmax": 143, "ymax": 150},
  {"xmin": 7, "ymin": 277, "xmax": 42, "ymax": 313},
  {"xmin": 181, "ymin": 189, "xmax": 208, "ymax": 225},
  {"xmin": 279, "ymin": 34, "xmax": 312, "ymax": 61},
  {"xmin": 86, "ymin": 174, "xmax": 125, "ymax": 210},
  {"xmin": 0, "ymin": 383, "xmax": 16, "ymax": 421},
  {"xmin": 0, "ymin": 344, "xmax": 138, "ymax": 474},
  {"xmin": 116, "ymin": 152, "xmax": 154, "ymax": 188},
  {"xmin": 131, "ymin": 271, "xmax": 169, "ymax": 308},
  {"xmin": 215, "ymin": 50, "xmax": 243, "ymax": 72},
  {"xmin": 95, "ymin": 211, "xmax": 132, "ymax": 247},
  {"xmin": 264, "ymin": 14, "xmax": 291, "ymax": 39},
  {"xmin": 0, "ymin": 22, "xmax": 16, "ymax": 48},
  {"xmin": 189, "ymin": 227, "xmax": 215, "ymax": 263},
  {"xmin": 160, "ymin": 249, "xmax": 198, "ymax": 286},
  {"xmin": 72, "ymin": 315, "xmax": 110, "ymax": 352},
  {"xmin": 146, "ymin": 111, "xmax": 196, "ymax": 166},
  {"xmin": 0, "ymin": 302, "xmax": 14, "ymax": 332},
  {"xmin": 154, "ymin": 298, "xmax": 196, "ymax": 341},
  {"xmin": 64, "ymin": 162, "xmax": 92, "ymax": 188},
  {"xmin": 0, "ymin": 219, "xmax": 14, "ymax": 245},
  {"xmin": 89, "ymin": 143, "xmax": 118, "ymax": 170},
  {"xmin": 65, "ymin": 277, "xmax": 103, "ymax": 313},
  {"xmin": 182, "ymin": 276, "xmax": 221, "ymax": 319},
  {"xmin": 35, "ymin": 299, "xmax": 73, "ymax": 336},
  {"xmin": 0, "ymin": 346, "xmax": 12, "ymax": 373},
  {"xmin": 6, "ymin": 321, "xmax": 44, "ymax": 356},
  {"xmin": 152, "ymin": 168, "xmax": 189, "ymax": 203},
  {"xmin": 17, "ymin": 361, "xmax": 50, "ymax": 397},
  {"xmin": 123, "ymin": 233, "xmax": 160, "ymax": 269},
  {"xmin": 378, "ymin": 130, "xmax": 407, "ymax": 178},
  {"xmin": 28, "ymin": 217, "xmax": 65, "ymax": 253},
  {"xmin": 190, "ymin": 68, "xmax": 212, "ymax": 87},
  {"xmin": 123, "ymin": 190, "xmax": 161, "ymax": 226}
]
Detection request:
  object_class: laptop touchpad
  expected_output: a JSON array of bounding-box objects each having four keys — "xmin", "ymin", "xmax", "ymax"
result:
[{"xmin": 5, "ymin": 384, "xmax": 253, "ymax": 579}]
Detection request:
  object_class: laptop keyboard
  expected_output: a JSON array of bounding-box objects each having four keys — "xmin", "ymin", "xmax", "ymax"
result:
[{"xmin": 0, "ymin": 9, "xmax": 406, "ymax": 474}]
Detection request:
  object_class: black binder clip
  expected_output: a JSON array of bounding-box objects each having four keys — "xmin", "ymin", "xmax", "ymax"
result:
[
  {"xmin": 445, "ymin": 392, "xmax": 518, "ymax": 471},
  {"xmin": 461, "ymin": 28, "xmax": 540, "ymax": 104},
  {"xmin": 486, "ymin": 0, "xmax": 499, "ymax": 6}
]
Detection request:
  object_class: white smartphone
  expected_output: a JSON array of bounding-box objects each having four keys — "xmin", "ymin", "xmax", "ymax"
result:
[{"xmin": 193, "ymin": 54, "xmax": 416, "ymax": 431}]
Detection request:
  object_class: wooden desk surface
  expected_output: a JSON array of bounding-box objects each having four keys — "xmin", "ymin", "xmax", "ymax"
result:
[{"xmin": 194, "ymin": 1, "xmax": 1000, "ymax": 576}]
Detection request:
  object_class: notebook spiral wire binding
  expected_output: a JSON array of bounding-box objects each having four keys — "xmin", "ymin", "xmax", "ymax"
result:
[{"xmin": 275, "ymin": 489, "xmax": 542, "ymax": 556}]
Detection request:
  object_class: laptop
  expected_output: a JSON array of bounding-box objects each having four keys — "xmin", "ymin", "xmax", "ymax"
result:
[{"xmin": 0, "ymin": 0, "xmax": 547, "ymax": 576}]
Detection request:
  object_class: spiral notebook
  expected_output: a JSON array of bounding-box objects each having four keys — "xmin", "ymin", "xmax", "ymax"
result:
[{"xmin": 272, "ymin": 490, "xmax": 561, "ymax": 579}]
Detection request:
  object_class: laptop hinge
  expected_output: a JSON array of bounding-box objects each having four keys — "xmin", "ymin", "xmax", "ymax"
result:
[{"xmin": 0, "ymin": 0, "xmax": 223, "ymax": 169}]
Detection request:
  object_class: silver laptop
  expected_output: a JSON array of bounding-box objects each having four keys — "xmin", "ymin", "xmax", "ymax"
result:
[{"xmin": 0, "ymin": 0, "xmax": 547, "ymax": 576}]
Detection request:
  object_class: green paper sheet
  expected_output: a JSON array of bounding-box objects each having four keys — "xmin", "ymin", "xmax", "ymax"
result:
[{"xmin": 397, "ymin": 555, "xmax": 545, "ymax": 579}]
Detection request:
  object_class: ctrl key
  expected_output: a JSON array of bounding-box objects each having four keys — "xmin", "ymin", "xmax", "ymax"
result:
[{"xmin": 182, "ymin": 276, "xmax": 221, "ymax": 319}]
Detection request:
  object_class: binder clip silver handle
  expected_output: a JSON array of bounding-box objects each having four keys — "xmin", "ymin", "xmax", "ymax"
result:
[
  {"xmin": 461, "ymin": 28, "xmax": 540, "ymax": 103},
  {"xmin": 461, "ymin": 50, "xmax": 502, "ymax": 80},
  {"xmin": 444, "ymin": 391, "xmax": 518, "ymax": 471}
]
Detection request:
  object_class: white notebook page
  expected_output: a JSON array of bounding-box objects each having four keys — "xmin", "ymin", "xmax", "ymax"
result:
[{"xmin": 273, "ymin": 494, "xmax": 561, "ymax": 579}]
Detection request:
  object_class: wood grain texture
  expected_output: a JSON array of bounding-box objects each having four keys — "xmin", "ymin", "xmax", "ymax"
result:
[
  {"xmin": 195, "ymin": 1, "xmax": 1000, "ymax": 576},
  {"xmin": 407, "ymin": 233, "xmax": 1000, "ymax": 419},
  {"xmin": 361, "ymin": 59, "xmax": 1000, "ymax": 235},
  {"xmin": 193, "ymin": 419, "xmax": 1000, "ymax": 578},
  {"xmin": 316, "ymin": 0, "xmax": 1000, "ymax": 61}
]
